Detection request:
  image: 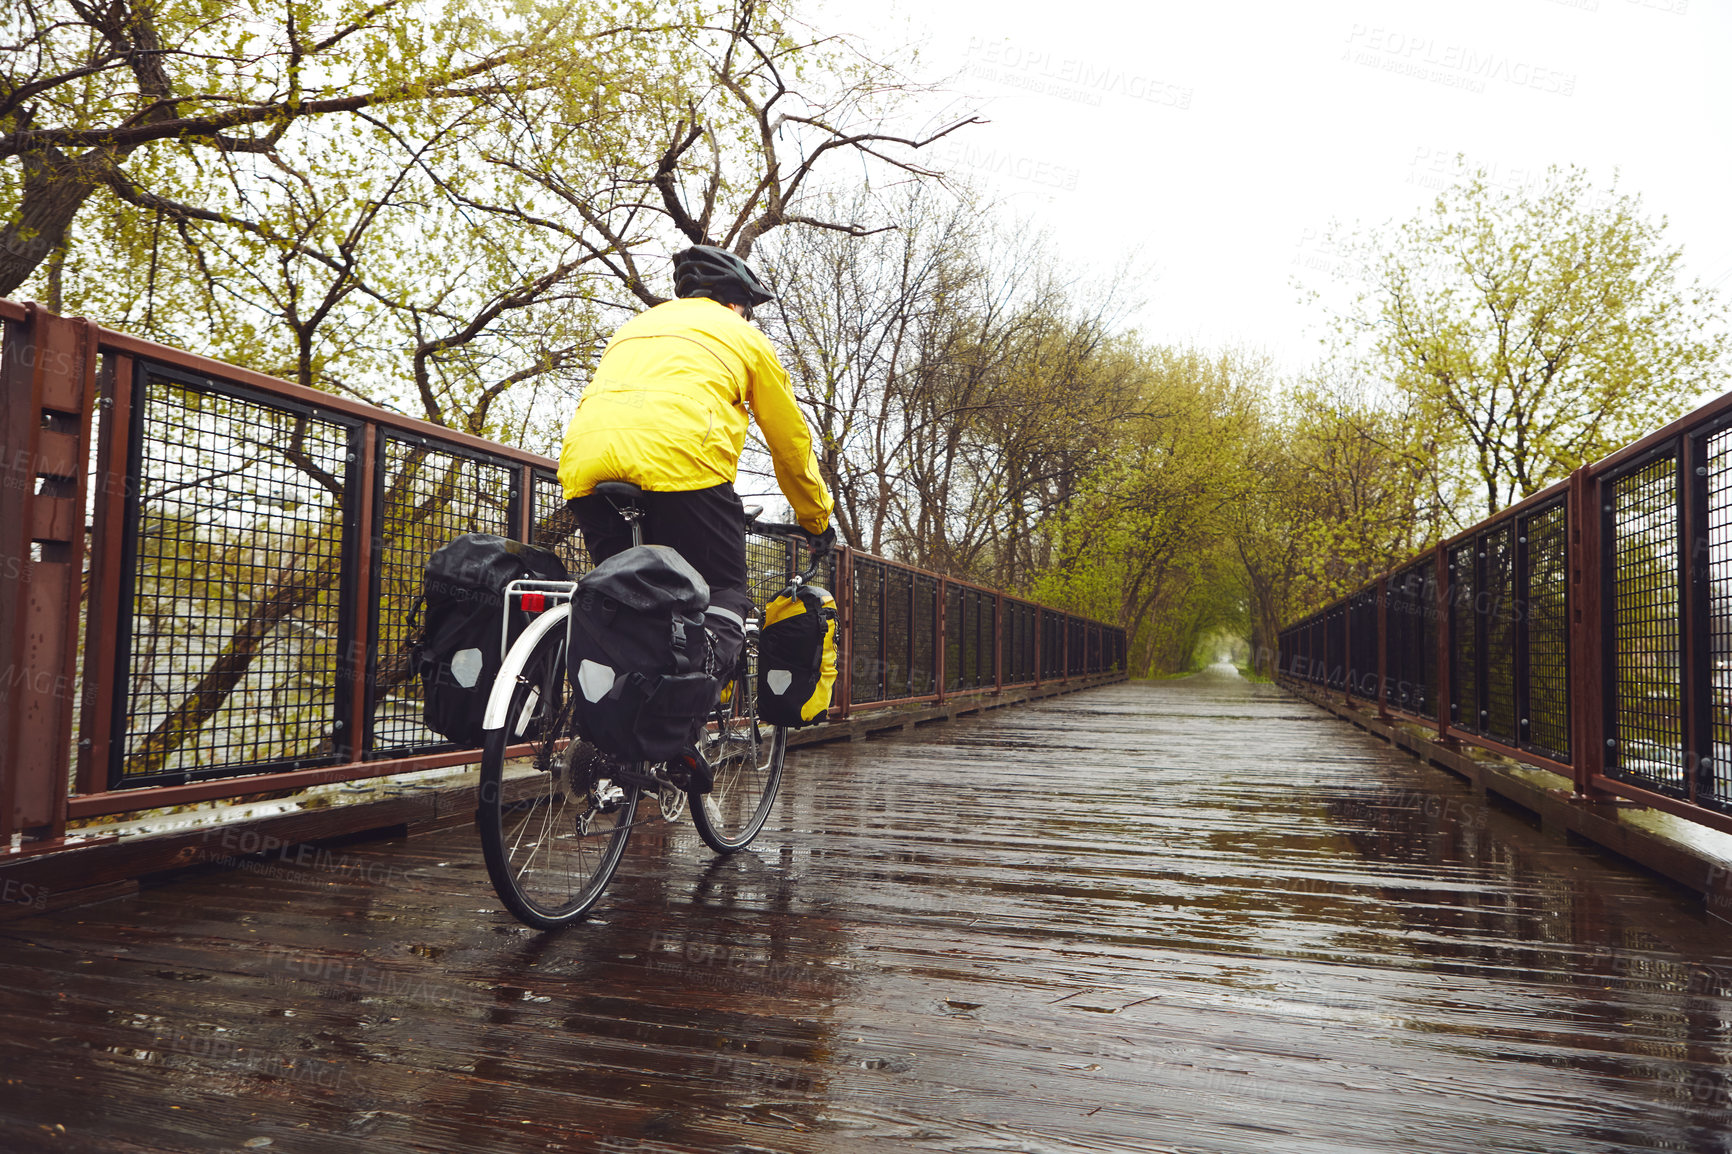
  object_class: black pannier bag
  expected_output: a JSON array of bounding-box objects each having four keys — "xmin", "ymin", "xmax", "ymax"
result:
[
  {"xmin": 756, "ymin": 583, "xmax": 837, "ymax": 728},
  {"xmin": 413, "ymin": 534, "xmax": 568, "ymax": 747},
  {"xmin": 567, "ymin": 544, "xmax": 718, "ymax": 762}
]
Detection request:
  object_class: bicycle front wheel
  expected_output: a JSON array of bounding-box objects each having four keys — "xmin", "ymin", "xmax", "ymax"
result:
[
  {"xmin": 690, "ymin": 658, "xmax": 786, "ymax": 853},
  {"xmin": 477, "ymin": 620, "xmax": 639, "ymax": 928}
]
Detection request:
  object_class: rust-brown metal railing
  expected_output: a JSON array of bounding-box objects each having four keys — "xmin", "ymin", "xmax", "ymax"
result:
[
  {"xmin": 1279, "ymin": 381, "xmax": 1732, "ymax": 837},
  {"xmin": 0, "ymin": 300, "xmax": 1127, "ymax": 855}
]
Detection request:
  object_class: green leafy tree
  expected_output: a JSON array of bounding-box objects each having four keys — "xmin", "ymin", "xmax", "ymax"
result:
[
  {"xmin": 1033, "ymin": 347, "xmax": 1261, "ymax": 675},
  {"xmin": 1234, "ymin": 369, "xmax": 1451, "ymax": 673},
  {"xmin": 0, "ymin": 0, "xmax": 612, "ymax": 297},
  {"xmin": 1333, "ymin": 165, "xmax": 1727, "ymax": 517}
]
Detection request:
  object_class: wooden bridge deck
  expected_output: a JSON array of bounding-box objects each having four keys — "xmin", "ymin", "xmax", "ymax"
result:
[{"xmin": 3, "ymin": 667, "xmax": 1731, "ymax": 1153}]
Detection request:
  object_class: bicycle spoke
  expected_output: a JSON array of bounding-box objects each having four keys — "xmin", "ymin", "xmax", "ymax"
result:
[{"xmin": 691, "ymin": 659, "xmax": 785, "ymax": 853}]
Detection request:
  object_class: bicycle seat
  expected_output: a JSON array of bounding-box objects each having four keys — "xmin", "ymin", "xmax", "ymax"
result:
[{"xmin": 594, "ymin": 480, "xmax": 645, "ymax": 507}]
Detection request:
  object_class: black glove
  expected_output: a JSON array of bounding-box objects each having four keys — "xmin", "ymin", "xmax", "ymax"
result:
[{"xmin": 804, "ymin": 524, "xmax": 837, "ymax": 555}]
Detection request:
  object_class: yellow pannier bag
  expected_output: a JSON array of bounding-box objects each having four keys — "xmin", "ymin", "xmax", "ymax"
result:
[{"xmin": 756, "ymin": 583, "xmax": 837, "ymax": 727}]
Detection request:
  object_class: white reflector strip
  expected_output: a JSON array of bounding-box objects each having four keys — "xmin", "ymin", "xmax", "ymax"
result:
[
  {"xmin": 767, "ymin": 669, "xmax": 793, "ymax": 696},
  {"xmin": 451, "ymin": 648, "xmax": 483, "ymax": 689},
  {"xmin": 578, "ymin": 659, "xmax": 616, "ymax": 703}
]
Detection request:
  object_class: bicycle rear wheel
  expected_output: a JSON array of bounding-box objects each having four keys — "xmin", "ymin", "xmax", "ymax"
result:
[
  {"xmin": 477, "ymin": 623, "xmax": 639, "ymax": 928},
  {"xmin": 690, "ymin": 651, "xmax": 786, "ymax": 853}
]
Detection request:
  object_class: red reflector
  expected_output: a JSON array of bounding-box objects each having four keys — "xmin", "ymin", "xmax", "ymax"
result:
[{"xmin": 522, "ymin": 593, "xmax": 546, "ymax": 613}]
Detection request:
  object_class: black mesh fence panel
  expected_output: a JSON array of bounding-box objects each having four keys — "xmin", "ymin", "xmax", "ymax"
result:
[
  {"xmin": 979, "ymin": 591, "xmax": 997, "ymax": 686},
  {"xmin": 912, "ymin": 574, "xmax": 937, "ymax": 696},
  {"xmin": 1348, "ymin": 588, "xmax": 1377, "ymax": 696},
  {"xmin": 1046, "ymin": 609, "xmax": 1064, "ymax": 680},
  {"xmin": 1709, "ymin": 426, "xmax": 1732, "ymax": 808},
  {"xmin": 956, "ymin": 578, "xmax": 969, "ymax": 686},
  {"xmin": 369, "ymin": 435, "xmax": 518, "ymax": 754},
  {"xmin": 1022, "ymin": 602, "xmax": 1039, "ymax": 681},
  {"xmin": 1037, "ymin": 608, "xmax": 1048, "ymax": 678},
  {"xmin": 1385, "ymin": 561, "xmax": 1435, "ymax": 716},
  {"xmin": 980, "ymin": 594, "xmax": 995, "ymax": 684},
  {"xmin": 957, "ymin": 589, "xmax": 977, "ymax": 688},
  {"xmin": 530, "ymin": 471, "xmax": 590, "ymax": 577},
  {"xmin": 743, "ymin": 531, "xmax": 797, "ymax": 611},
  {"xmin": 884, "ymin": 565, "xmax": 912, "ymax": 699},
  {"xmin": 117, "ymin": 371, "xmax": 354, "ymax": 785},
  {"xmin": 1032, "ymin": 606, "xmax": 1046, "ymax": 679},
  {"xmin": 1524, "ymin": 502, "xmax": 1570, "ymax": 760},
  {"xmin": 1326, "ymin": 605, "xmax": 1345, "ymax": 689},
  {"xmin": 1609, "ymin": 453, "xmax": 1684, "ymax": 794},
  {"xmin": 851, "ymin": 557, "xmax": 885, "ymax": 705},
  {"xmin": 1485, "ymin": 523, "xmax": 1518, "ymax": 743},
  {"xmin": 1022, "ymin": 601, "xmax": 1036, "ymax": 681},
  {"xmin": 1450, "ymin": 543, "xmax": 1479, "ymax": 731}
]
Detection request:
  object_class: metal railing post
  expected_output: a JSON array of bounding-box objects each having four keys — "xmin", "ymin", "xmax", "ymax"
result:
[
  {"xmin": 76, "ymin": 352, "xmax": 132, "ymax": 796},
  {"xmin": 877, "ymin": 562, "xmax": 887, "ymax": 703},
  {"xmin": 1434, "ymin": 543, "xmax": 1452, "ymax": 744},
  {"xmin": 1681, "ymin": 440, "xmax": 1708, "ymax": 804},
  {"xmin": 1342, "ymin": 596, "xmax": 1355, "ymax": 705},
  {"xmin": 517, "ymin": 464, "xmax": 534, "ymax": 541},
  {"xmin": 935, "ymin": 577, "xmax": 947, "ymax": 704},
  {"xmin": 1, "ymin": 305, "xmax": 97, "ymax": 848},
  {"xmin": 1568, "ymin": 466, "xmax": 1606, "ymax": 797},
  {"xmin": 993, "ymin": 594, "xmax": 1003, "ymax": 692},
  {"xmin": 1377, "ymin": 576, "xmax": 1391, "ymax": 721},
  {"xmin": 343, "ymin": 425, "xmax": 379, "ymax": 762},
  {"xmin": 836, "ymin": 546, "xmax": 853, "ymax": 721},
  {"xmin": 1032, "ymin": 609, "xmax": 1042, "ymax": 688}
]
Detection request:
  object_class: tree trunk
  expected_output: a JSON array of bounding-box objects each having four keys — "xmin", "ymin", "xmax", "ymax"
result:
[{"xmin": 0, "ymin": 148, "xmax": 120, "ymax": 296}]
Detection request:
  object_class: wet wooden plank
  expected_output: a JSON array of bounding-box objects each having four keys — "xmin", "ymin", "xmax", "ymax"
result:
[{"xmin": 2, "ymin": 668, "xmax": 1731, "ymax": 1153}]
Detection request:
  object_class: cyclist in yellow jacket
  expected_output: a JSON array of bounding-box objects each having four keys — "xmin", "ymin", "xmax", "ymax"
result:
[{"xmin": 558, "ymin": 245, "xmax": 835, "ymax": 688}]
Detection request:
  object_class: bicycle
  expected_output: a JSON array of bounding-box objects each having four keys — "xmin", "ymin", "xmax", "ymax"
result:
[{"xmin": 474, "ymin": 480, "xmax": 828, "ymax": 929}]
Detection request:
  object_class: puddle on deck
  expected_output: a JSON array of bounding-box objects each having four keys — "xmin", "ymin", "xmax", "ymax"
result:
[{"xmin": 2, "ymin": 666, "xmax": 1729, "ymax": 1152}]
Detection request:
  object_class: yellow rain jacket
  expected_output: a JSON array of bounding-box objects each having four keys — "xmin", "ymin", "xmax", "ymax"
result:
[{"xmin": 558, "ymin": 297, "xmax": 833, "ymax": 535}]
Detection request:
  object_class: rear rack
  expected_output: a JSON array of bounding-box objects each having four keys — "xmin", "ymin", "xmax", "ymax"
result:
[{"xmin": 499, "ymin": 578, "xmax": 579, "ymax": 658}]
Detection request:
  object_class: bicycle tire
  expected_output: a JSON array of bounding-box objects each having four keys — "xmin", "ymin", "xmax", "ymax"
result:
[
  {"xmin": 690, "ymin": 645, "xmax": 786, "ymax": 853},
  {"xmin": 477, "ymin": 613, "xmax": 639, "ymax": 928}
]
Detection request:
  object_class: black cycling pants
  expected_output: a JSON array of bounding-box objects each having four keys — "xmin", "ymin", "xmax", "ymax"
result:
[{"xmin": 566, "ymin": 482, "xmax": 749, "ymax": 673}]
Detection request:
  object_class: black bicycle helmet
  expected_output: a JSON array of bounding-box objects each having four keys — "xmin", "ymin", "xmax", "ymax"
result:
[{"xmin": 672, "ymin": 244, "xmax": 776, "ymax": 315}]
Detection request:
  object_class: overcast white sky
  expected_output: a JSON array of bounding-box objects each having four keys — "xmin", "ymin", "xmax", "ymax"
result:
[{"xmin": 817, "ymin": 0, "xmax": 1732, "ymax": 375}]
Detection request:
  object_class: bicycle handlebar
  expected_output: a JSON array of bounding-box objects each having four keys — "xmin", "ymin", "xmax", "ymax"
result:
[
  {"xmin": 752, "ymin": 521, "xmax": 832, "ymax": 584},
  {"xmin": 751, "ymin": 520, "xmax": 806, "ymax": 539}
]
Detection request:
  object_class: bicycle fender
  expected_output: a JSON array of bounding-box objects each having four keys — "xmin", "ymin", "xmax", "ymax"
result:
[{"xmin": 482, "ymin": 603, "xmax": 572, "ymax": 733}]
